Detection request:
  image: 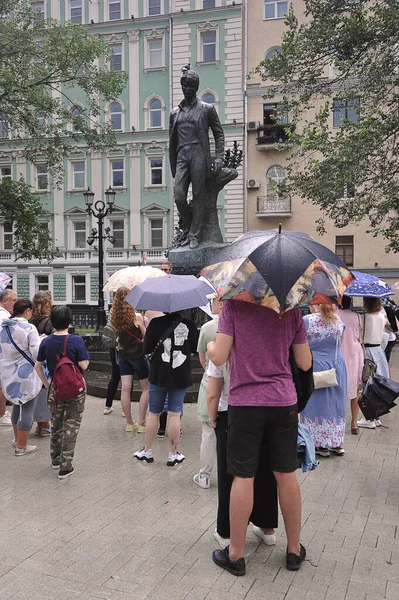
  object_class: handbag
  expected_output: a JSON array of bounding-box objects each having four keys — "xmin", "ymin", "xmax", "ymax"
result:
[
  {"xmin": 4, "ymin": 325, "xmax": 42, "ymax": 404},
  {"xmin": 359, "ymin": 314, "xmax": 377, "ymax": 383},
  {"xmin": 313, "ymin": 329, "xmax": 339, "ymax": 389}
]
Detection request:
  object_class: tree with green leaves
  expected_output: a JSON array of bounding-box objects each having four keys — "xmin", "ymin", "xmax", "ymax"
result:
[
  {"xmin": 257, "ymin": 0, "xmax": 399, "ymax": 252},
  {"xmin": 0, "ymin": 0, "xmax": 127, "ymax": 260}
]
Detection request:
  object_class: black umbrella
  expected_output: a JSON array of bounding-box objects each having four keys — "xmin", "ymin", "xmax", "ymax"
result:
[{"xmin": 358, "ymin": 374, "xmax": 399, "ymax": 420}]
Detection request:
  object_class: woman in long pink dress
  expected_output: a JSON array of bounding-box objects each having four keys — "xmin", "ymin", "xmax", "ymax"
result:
[{"xmin": 338, "ymin": 297, "xmax": 363, "ymax": 435}]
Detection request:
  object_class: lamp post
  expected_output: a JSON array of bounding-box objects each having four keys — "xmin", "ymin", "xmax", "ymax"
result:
[{"xmin": 84, "ymin": 186, "xmax": 116, "ymax": 333}]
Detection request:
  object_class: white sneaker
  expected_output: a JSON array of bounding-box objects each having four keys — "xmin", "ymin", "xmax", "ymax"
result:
[
  {"xmin": 15, "ymin": 445, "xmax": 38, "ymax": 456},
  {"xmin": 253, "ymin": 525, "xmax": 277, "ymax": 546},
  {"xmin": 103, "ymin": 407, "xmax": 113, "ymax": 415},
  {"xmin": 193, "ymin": 473, "xmax": 210, "ymax": 489},
  {"xmin": 0, "ymin": 413, "xmax": 12, "ymax": 426},
  {"xmin": 357, "ymin": 419, "xmax": 376, "ymax": 429},
  {"xmin": 134, "ymin": 448, "xmax": 154, "ymax": 463},
  {"xmin": 375, "ymin": 419, "xmax": 382, "ymax": 427},
  {"xmin": 214, "ymin": 529, "xmax": 230, "ymax": 549},
  {"xmin": 167, "ymin": 452, "xmax": 185, "ymax": 466},
  {"xmin": 12, "ymin": 439, "xmax": 16, "ymax": 448}
]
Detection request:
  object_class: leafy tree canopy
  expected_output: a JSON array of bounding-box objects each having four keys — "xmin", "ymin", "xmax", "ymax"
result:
[
  {"xmin": 0, "ymin": 0, "xmax": 127, "ymax": 185},
  {"xmin": 257, "ymin": 0, "xmax": 399, "ymax": 252}
]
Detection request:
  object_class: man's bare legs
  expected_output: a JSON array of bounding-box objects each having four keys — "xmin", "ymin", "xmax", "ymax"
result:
[
  {"xmin": 274, "ymin": 471, "xmax": 301, "ymax": 555},
  {"xmin": 229, "ymin": 476, "xmax": 254, "ymax": 560},
  {"xmin": 120, "ymin": 375, "xmax": 135, "ymax": 425},
  {"xmin": 138, "ymin": 378, "xmax": 149, "ymax": 426},
  {"xmin": 144, "ymin": 411, "xmax": 159, "ymax": 452},
  {"xmin": 167, "ymin": 411, "xmax": 182, "ymax": 455}
]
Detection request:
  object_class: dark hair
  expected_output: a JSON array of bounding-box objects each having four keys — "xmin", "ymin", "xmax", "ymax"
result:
[
  {"xmin": 11, "ymin": 298, "xmax": 33, "ymax": 318},
  {"xmin": 50, "ymin": 306, "xmax": 73, "ymax": 330},
  {"xmin": 341, "ymin": 296, "xmax": 352, "ymax": 310},
  {"xmin": 363, "ymin": 297, "xmax": 382, "ymax": 313},
  {"xmin": 180, "ymin": 69, "xmax": 200, "ymax": 88}
]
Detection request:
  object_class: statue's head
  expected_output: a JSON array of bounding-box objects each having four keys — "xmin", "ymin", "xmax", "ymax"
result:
[{"xmin": 180, "ymin": 69, "xmax": 200, "ymax": 102}]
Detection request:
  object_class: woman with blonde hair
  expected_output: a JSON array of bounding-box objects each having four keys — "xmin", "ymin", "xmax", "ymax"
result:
[
  {"xmin": 300, "ymin": 295, "xmax": 347, "ymax": 457},
  {"xmin": 111, "ymin": 286, "xmax": 149, "ymax": 433}
]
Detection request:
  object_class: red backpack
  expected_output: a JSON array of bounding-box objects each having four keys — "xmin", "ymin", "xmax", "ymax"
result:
[{"xmin": 53, "ymin": 335, "xmax": 86, "ymax": 401}]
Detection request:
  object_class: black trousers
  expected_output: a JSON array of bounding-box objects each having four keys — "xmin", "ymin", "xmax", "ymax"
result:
[
  {"xmin": 105, "ymin": 348, "xmax": 121, "ymax": 408},
  {"xmin": 385, "ymin": 340, "xmax": 396, "ymax": 363},
  {"xmin": 215, "ymin": 411, "xmax": 278, "ymax": 538}
]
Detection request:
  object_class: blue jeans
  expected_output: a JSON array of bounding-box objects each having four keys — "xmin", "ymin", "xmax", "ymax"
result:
[{"xmin": 149, "ymin": 384, "xmax": 187, "ymax": 415}]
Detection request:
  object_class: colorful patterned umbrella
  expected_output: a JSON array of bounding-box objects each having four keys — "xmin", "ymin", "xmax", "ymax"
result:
[
  {"xmin": 103, "ymin": 266, "xmax": 167, "ymax": 292},
  {"xmin": 343, "ymin": 271, "xmax": 394, "ymax": 298},
  {"xmin": 0, "ymin": 272, "xmax": 11, "ymax": 292}
]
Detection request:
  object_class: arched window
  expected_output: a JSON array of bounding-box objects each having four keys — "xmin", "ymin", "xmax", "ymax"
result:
[
  {"xmin": 263, "ymin": 46, "xmax": 283, "ymax": 76},
  {"xmin": 266, "ymin": 165, "xmax": 285, "ymax": 196},
  {"xmin": 71, "ymin": 104, "xmax": 84, "ymax": 132},
  {"xmin": 202, "ymin": 92, "xmax": 215, "ymax": 104},
  {"xmin": 149, "ymin": 98, "xmax": 162, "ymax": 128},
  {"xmin": 110, "ymin": 101, "xmax": 122, "ymax": 131}
]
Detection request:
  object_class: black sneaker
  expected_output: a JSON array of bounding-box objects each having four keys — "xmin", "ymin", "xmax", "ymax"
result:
[
  {"xmin": 212, "ymin": 546, "xmax": 246, "ymax": 576},
  {"xmin": 156, "ymin": 429, "xmax": 165, "ymax": 439},
  {"xmin": 286, "ymin": 544, "xmax": 306, "ymax": 571},
  {"xmin": 58, "ymin": 468, "xmax": 75, "ymax": 480}
]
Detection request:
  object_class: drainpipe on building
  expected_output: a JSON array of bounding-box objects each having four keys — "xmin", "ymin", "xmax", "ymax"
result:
[
  {"xmin": 243, "ymin": 0, "xmax": 248, "ymax": 233},
  {"xmin": 168, "ymin": 14, "xmax": 174, "ymax": 249}
]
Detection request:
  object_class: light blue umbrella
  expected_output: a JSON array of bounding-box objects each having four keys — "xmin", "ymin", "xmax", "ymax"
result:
[
  {"xmin": 0, "ymin": 272, "xmax": 11, "ymax": 292},
  {"xmin": 125, "ymin": 274, "xmax": 212, "ymax": 313},
  {"xmin": 344, "ymin": 271, "xmax": 394, "ymax": 298}
]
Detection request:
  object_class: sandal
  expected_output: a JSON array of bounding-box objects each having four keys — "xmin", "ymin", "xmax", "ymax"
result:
[
  {"xmin": 351, "ymin": 424, "xmax": 358, "ymax": 435},
  {"xmin": 34, "ymin": 426, "xmax": 42, "ymax": 437}
]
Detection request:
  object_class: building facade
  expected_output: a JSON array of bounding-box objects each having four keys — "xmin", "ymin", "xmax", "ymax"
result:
[
  {"xmin": 244, "ymin": 0, "xmax": 399, "ymax": 295},
  {"xmin": 0, "ymin": 0, "xmax": 243, "ymax": 314}
]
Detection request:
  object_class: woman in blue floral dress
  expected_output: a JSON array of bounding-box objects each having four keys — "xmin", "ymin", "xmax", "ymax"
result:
[{"xmin": 300, "ymin": 298, "xmax": 347, "ymax": 457}]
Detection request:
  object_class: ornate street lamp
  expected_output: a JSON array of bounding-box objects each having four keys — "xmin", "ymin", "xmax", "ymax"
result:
[{"xmin": 85, "ymin": 187, "xmax": 116, "ymax": 333}]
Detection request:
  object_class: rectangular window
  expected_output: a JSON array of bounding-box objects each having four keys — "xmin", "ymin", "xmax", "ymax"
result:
[
  {"xmin": 72, "ymin": 275, "xmax": 86, "ymax": 302},
  {"xmin": 36, "ymin": 275, "xmax": 49, "ymax": 292},
  {"xmin": 3, "ymin": 222, "xmax": 13, "ymax": 250},
  {"xmin": 70, "ymin": 0, "xmax": 82, "ymax": 24},
  {"xmin": 72, "ymin": 161, "xmax": 85, "ymax": 189},
  {"xmin": 148, "ymin": 39, "xmax": 162, "ymax": 68},
  {"xmin": 111, "ymin": 219, "xmax": 124, "ymax": 248},
  {"xmin": 335, "ymin": 235, "xmax": 354, "ymax": 267},
  {"xmin": 264, "ymin": 1, "xmax": 287, "ymax": 19},
  {"xmin": 73, "ymin": 221, "xmax": 86, "ymax": 249},
  {"xmin": 150, "ymin": 158, "xmax": 163, "ymax": 186},
  {"xmin": 0, "ymin": 166, "xmax": 11, "ymax": 181},
  {"xmin": 203, "ymin": 0, "xmax": 215, "ymax": 7},
  {"xmin": 110, "ymin": 44, "xmax": 122, "ymax": 72},
  {"xmin": 201, "ymin": 32, "xmax": 216, "ymax": 63},
  {"xmin": 36, "ymin": 164, "xmax": 49, "ymax": 191},
  {"xmin": 32, "ymin": 2, "xmax": 45, "ymax": 23},
  {"xmin": 111, "ymin": 160, "xmax": 124, "ymax": 187},
  {"xmin": 148, "ymin": 0, "xmax": 161, "ymax": 16},
  {"xmin": 333, "ymin": 98, "xmax": 359, "ymax": 127},
  {"xmin": 150, "ymin": 219, "xmax": 163, "ymax": 248},
  {"xmin": 109, "ymin": 0, "xmax": 121, "ymax": 20},
  {"xmin": 0, "ymin": 115, "xmax": 9, "ymax": 138}
]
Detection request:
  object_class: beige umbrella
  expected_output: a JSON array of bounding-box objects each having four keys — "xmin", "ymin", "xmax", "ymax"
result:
[{"xmin": 103, "ymin": 266, "xmax": 167, "ymax": 292}]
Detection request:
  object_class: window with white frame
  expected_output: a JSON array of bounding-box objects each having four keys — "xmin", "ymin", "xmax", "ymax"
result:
[
  {"xmin": 203, "ymin": 0, "xmax": 216, "ymax": 8},
  {"xmin": 148, "ymin": 39, "xmax": 163, "ymax": 68},
  {"xmin": 72, "ymin": 274, "xmax": 86, "ymax": 302},
  {"xmin": 73, "ymin": 221, "xmax": 86, "ymax": 248},
  {"xmin": 32, "ymin": 1, "xmax": 45, "ymax": 23},
  {"xmin": 70, "ymin": 0, "xmax": 82, "ymax": 24},
  {"xmin": 0, "ymin": 115, "xmax": 9, "ymax": 138},
  {"xmin": 201, "ymin": 92, "xmax": 215, "ymax": 104},
  {"xmin": 0, "ymin": 166, "xmax": 11, "ymax": 181},
  {"xmin": 150, "ymin": 218, "xmax": 163, "ymax": 248},
  {"xmin": 149, "ymin": 99, "xmax": 162, "ymax": 128},
  {"xmin": 150, "ymin": 158, "xmax": 163, "ymax": 186},
  {"xmin": 110, "ymin": 102, "xmax": 122, "ymax": 131},
  {"xmin": 111, "ymin": 219, "xmax": 124, "ymax": 248},
  {"xmin": 72, "ymin": 161, "xmax": 85, "ymax": 189},
  {"xmin": 3, "ymin": 222, "xmax": 13, "ymax": 250},
  {"xmin": 148, "ymin": 0, "xmax": 161, "ymax": 16},
  {"xmin": 71, "ymin": 104, "xmax": 84, "ymax": 132},
  {"xmin": 109, "ymin": 44, "xmax": 122, "ymax": 72},
  {"xmin": 201, "ymin": 32, "xmax": 216, "ymax": 62},
  {"xmin": 110, "ymin": 159, "xmax": 124, "ymax": 187},
  {"xmin": 266, "ymin": 165, "xmax": 285, "ymax": 197},
  {"xmin": 264, "ymin": 0, "xmax": 288, "ymax": 19},
  {"xmin": 263, "ymin": 46, "xmax": 283, "ymax": 76},
  {"xmin": 109, "ymin": 0, "xmax": 121, "ymax": 20},
  {"xmin": 35, "ymin": 275, "xmax": 49, "ymax": 292},
  {"xmin": 335, "ymin": 235, "xmax": 354, "ymax": 267},
  {"xmin": 333, "ymin": 98, "xmax": 359, "ymax": 127},
  {"xmin": 36, "ymin": 164, "xmax": 49, "ymax": 191},
  {"xmin": 36, "ymin": 110, "xmax": 46, "ymax": 134}
]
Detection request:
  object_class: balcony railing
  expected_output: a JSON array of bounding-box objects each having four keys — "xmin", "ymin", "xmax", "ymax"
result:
[
  {"xmin": 256, "ymin": 194, "xmax": 292, "ymax": 217},
  {"xmin": 256, "ymin": 124, "xmax": 295, "ymax": 150}
]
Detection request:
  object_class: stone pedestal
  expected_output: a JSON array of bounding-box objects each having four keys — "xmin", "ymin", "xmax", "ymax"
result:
[{"xmin": 169, "ymin": 242, "xmax": 227, "ymax": 276}]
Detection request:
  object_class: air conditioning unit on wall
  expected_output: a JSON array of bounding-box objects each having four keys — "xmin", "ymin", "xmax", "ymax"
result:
[
  {"xmin": 247, "ymin": 121, "xmax": 260, "ymax": 131},
  {"xmin": 247, "ymin": 178, "xmax": 260, "ymax": 189}
]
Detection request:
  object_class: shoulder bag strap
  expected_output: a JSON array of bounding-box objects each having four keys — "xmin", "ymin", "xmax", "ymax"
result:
[
  {"xmin": 62, "ymin": 334, "xmax": 69, "ymax": 356},
  {"xmin": 334, "ymin": 322, "xmax": 339, "ymax": 366},
  {"xmin": 122, "ymin": 327, "xmax": 144, "ymax": 343},
  {"xmin": 358, "ymin": 313, "xmax": 366, "ymax": 356},
  {"xmin": 4, "ymin": 326, "xmax": 35, "ymax": 367}
]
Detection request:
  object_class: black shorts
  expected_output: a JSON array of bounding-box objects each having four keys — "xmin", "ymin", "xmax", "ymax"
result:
[{"xmin": 227, "ymin": 404, "xmax": 298, "ymax": 477}]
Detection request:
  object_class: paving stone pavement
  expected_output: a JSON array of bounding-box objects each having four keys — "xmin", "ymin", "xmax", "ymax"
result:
[{"xmin": 1, "ymin": 349, "xmax": 399, "ymax": 600}]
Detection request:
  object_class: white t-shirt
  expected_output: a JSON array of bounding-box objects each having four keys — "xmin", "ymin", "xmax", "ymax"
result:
[
  {"xmin": 0, "ymin": 306, "xmax": 10, "ymax": 325},
  {"xmin": 381, "ymin": 308, "xmax": 396, "ymax": 342},
  {"xmin": 207, "ymin": 359, "xmax": 230, "ymax": 412},
  {"xmin": 362, "ymin": 312, "xmax": 386, "ymax": 345}
]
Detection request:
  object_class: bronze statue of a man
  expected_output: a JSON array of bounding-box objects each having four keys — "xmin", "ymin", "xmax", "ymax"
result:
[{"xmin": 169, "ymin": 68, "xmax": 225, "ymax": 249}]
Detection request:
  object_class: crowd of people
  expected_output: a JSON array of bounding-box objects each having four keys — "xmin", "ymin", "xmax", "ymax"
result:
[{"xmin": 0, "ymin": 260, "xmax": 398, "ymax": 575}]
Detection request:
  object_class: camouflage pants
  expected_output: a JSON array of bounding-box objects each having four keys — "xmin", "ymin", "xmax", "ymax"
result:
[{"xmin": 48, "ymin": 387, "xmax": 85, "ymax": 472}]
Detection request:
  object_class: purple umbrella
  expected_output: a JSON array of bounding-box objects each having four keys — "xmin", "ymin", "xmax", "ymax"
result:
[{"xmin": 0, "ymin": 272, "xmax": 11, "ymax": 292}]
